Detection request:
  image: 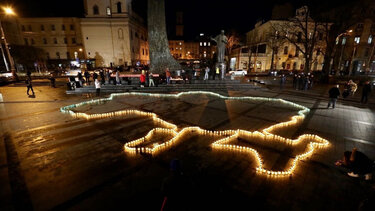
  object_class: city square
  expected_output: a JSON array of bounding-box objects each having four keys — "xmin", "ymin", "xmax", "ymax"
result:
[{"xmin": 1, "ymin": 0, "xmax": 375, "ymax": 210}]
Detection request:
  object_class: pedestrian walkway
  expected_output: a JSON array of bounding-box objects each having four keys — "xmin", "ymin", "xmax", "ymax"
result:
[{"xmin": 0, "ymin": 80, "xmax": 374, "ymax": 210}]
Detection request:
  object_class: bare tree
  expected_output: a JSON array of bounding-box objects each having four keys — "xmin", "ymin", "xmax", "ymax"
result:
[
  {"xmin": 148, "ymin": 0, "xmax": 180, "ymax": 74},
  {"xmin": 272, "ymin": 6, "xmax": 325, "ymax": 73}
]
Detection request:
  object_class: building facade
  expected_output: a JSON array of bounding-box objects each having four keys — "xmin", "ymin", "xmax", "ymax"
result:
[
  {"xmin": 19, "ymin": 17, "xmax": 84, "ymax": 62},
  {"xmin": 236, "ymin": 7, "xmax": 327, "ymax": 72},
  {"xmin": 335, "ymin": 19, "xmax": 375, "ymax": 74},
  {"xmin": 81, "ymin": 0, "xmax": 149, "ymax": 68}
]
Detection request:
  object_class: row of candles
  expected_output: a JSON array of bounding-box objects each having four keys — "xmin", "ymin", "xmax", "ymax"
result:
[{"xmin": 61, "ymin": 91, "xmax": 330, "ymax": 177}]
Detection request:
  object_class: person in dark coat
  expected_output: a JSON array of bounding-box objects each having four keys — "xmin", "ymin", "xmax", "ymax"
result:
[
  {"xmin": 26, "ymin": 78, "xmax": 35, "ymax": 96},
  {"xmin": 77, "ymin": 72, "xmax": 84, "ymax": 87},
  {"xmin": 361, "ymin": 81, "xmax": 371, "ymax": 104},
  {"xmin": 327, "ymin": 85, "xmax": 340, "ymax": 108},
  {"xmin": 84, "ymin": 71, "xmax": 90, "ymax": 85},
  {"xmin": 292, "ymin": 74, "xmax": 298, "ymax": 89},
  {"xmin": 335, "ymin": 148, "xmax": 373, "ymax": 180},
  {"xmin": 93, "ymin": 71, "xmax": 98, "ymax": 81},
  {"xmin": 99, "ymin": 70, "xmax": 105, "ymax": 85}
]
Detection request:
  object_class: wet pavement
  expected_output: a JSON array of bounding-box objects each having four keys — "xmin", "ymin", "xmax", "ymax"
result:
[{"xmin": 0, "ymin": 78, "xmax": 374, "ymax": 210}]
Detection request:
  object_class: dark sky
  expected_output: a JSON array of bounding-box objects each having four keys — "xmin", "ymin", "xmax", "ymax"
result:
[{"xmin": 7, "ymin": 0, "xmax": 345, "ymax": 39}]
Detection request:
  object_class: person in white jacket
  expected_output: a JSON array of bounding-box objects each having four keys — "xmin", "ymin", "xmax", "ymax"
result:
[
  {"xmin": 95, "ymin": 79, "xmax": 101, "ymax": 96},
  {"xmin": 204, "ymin": 67, "xmax": 210, "ymax": 80}
]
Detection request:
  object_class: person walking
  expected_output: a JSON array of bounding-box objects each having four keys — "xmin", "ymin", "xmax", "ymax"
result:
[
  {"xmin": 204, "ymin": 66, "xmax": 210, "ymax": 80},
  {"xmin": 26, "ymin": 77, "xmax": 35, "ymax": 96},
  {"xmin": 327, "ymin": 84, "xmax": 341, "ymax": 109},
  {"xmin": 361, "ymin": 81, "xmax": 372, "ymax": 104},
  {"xmin": 95, "ymin": 78, "xmax": 101, "ymax": 96},
  {"xmin": 149, "ymin": 72, "xmax": 155, "ymax": 87},
  {"xmin": 165, "ymin": 68, "xmax": 171, "ymax": 84}
]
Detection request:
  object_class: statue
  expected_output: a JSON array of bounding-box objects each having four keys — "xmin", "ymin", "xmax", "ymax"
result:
[{"xmin": 211, "ymin": 30, "xmax": 228, "ymax": 64}]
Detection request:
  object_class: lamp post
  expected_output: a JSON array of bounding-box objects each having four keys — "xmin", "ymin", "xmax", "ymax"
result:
[
  {"xmin": 0, "ymin": 6, "xmax": 17, "ymax": 80},
  {"xmin": 335, "ymin": 30, "xmax": 352, "ymax": 76}
]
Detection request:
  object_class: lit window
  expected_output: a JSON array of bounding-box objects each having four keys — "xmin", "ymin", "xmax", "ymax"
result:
[
  {"xmin": 200, "ymin": 42, "xmax": 202, "ymax": 46},
  {"xmin": 204, "ymin": 42, "xmax": 206, "ymax": 46},
  {"xmin": 354, "ymin": 36, "xmax": 360, "ymax": 44},
  {"xmin": 368, "ymin": 35, "xmax": 373, "ymax": 44},
  {"xmin": 342, "ymin": 37, "xmax": 346, "ymax": 45},
  {"xmin": 106, "ymin": 7, "xmax": 111, "ymax": 16},
  {"xmin": 208, "ymin": 42, "xmax": 210, "ymax": 46},
  {"xmin": 200, "ymin": 33, "xmax": 204, "ymax": 36},
  {"xmin": 179, "ymin": 42, "xmax": 182, "ymax": 45}
]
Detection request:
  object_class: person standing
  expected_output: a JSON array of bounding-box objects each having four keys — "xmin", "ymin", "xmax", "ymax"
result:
[
  {"xmin": 100, "ymin": 70, "xmax": 105, "ymax": 85},
  {"xmin": 84, "ymin": 70, "xmax": 90, "ymax": 85},
  {"xmin": 115, "ymin": 70, "xmax": 121, "ymax": 85},
  {"xmin": 95, "ymin": 79, "xmax": 101, "ymax": 96},
  {"xmin": 149, "ymin": 72, "xmax": 155, "ymax": 87},
  {"xmin": 280, "ymin": 74, "xmax": 286, "ymax": 90},
  {"xmin": 292, "ymin": 74, "xmax": 297, "ymax": 89},
  {"xmin": 215, "ymin": 67, "xmax": 220, "ymax": 80},
  {"xmin": 361, "ymin": 81, "xmax": 372, "ymax": 104},
  {"xmin": 49, "ymin": 73, "xmax": 56, "ymax": 88},
  {"xmin": 327, "ymin": 85, "xmax": 341, "ymax": 109},
  {"xmin": 140, "ymin": 70, "xmax": 146, "ymax": 87},
  {"xmin": 204, "ymin": 66, "xmax": 210, "ymax": 80},
  {"xmin": 165, "ymin": 68, "xmax": 171, "ymax": 84},
  {"xmin": 93, "ymin": 71, "xmax": 98, "ymax": 81},
  {"xmin": 77, "ymin": 72, "xmax": 83, "ymax": 87},
  {"xmin": 26, "ymin": 77, "xmax": 35, "ymax": 96},
  {"xmin": 106, "ymin": 69, "xmax": 111, "ymax": 84}
]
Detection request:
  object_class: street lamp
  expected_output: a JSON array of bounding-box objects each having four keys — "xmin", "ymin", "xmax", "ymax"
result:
[
  {"xmin": 335, "ymin": 30, "xmax": 352, "ymax": 75},
  {"xmin": 0, "ymin": 6, "xmax": 17, "ymax": 80}
]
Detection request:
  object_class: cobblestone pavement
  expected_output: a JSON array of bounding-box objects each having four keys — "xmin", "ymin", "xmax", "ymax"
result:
[{"xmin": 0, "ymin": 79, "xmax": 374, "ymax": 210}]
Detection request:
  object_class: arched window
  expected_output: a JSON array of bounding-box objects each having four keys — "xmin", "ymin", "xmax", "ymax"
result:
[
  {"xmin": 93, "ymin": 5, "xmax": 99, "ymax": 15},
  {"xmin": 117, "ymin": 2, "xmax": 122, "ymax": 13},
  {"xmin": 118, "ymin": 28, "xmax": 124, "ymax": 39}
]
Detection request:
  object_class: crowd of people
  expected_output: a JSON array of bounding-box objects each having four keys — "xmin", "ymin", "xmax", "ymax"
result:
[{"xmin": 291, "ymin": 73, "xmax": 315, "ymax": 91}]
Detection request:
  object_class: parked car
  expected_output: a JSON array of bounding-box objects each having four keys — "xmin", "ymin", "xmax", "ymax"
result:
[{"xmin": 229, "ymin": 69, "xmax": 247, "ymax": 76}]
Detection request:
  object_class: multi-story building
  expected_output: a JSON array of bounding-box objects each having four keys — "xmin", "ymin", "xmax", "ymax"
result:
[
  {"xmin": 234, "ymin": 7, "xmax": 327, "ymax": 72},
  {"xmin": 81, "ymin": 0, "xmax": 149, "ymax": 68},
  {"xmin": 18, "ymin": 18, "xmax": 84, "ymax": 66},
  {"xmin": 168, "ymin": 40, "xmax": 199, "ymax": 60},
  {"xmin": 198, "ymin": 33, "xmax": 215, "ymax": 60},
  {"xmin": 335, "ymin": 19, "xmax": 375, "ymax": 74}
]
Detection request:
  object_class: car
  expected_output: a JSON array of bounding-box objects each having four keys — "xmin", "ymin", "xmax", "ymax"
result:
[
  {"xmin": 65, "ymin": 69, "xmax": 82, "ymax": 76},
  {"xmin": 229, "ymin": 69, "xmax": 247, "ymax": 76}
]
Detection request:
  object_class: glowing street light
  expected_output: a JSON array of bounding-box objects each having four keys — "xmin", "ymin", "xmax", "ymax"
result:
[
  {"xmin": 3, "ymin": 7, "xmax": 15, "ymax": 15},
  {"xmin": 0, "ymin": 6, "xmax": 17, "ymax": 80}
]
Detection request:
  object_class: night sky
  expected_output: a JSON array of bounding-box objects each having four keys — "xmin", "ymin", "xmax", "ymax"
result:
[{"xmin": 7, "ymin": 0, "xmax": 350, "ymax": 39}]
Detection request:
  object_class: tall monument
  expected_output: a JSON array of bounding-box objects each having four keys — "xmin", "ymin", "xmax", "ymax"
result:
[
  {"xmin": 148, "ymin": 0, "xmax": 180, "ymax": 74},
  {"xmin": 211, "ymin": 30, "xmax": 228, "ymax": 79}
]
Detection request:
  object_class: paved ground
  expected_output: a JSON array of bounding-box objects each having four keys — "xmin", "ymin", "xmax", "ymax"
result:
[{"xmin": 0, "ymin": 78, "xmax": 374, "ymax": 210}]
